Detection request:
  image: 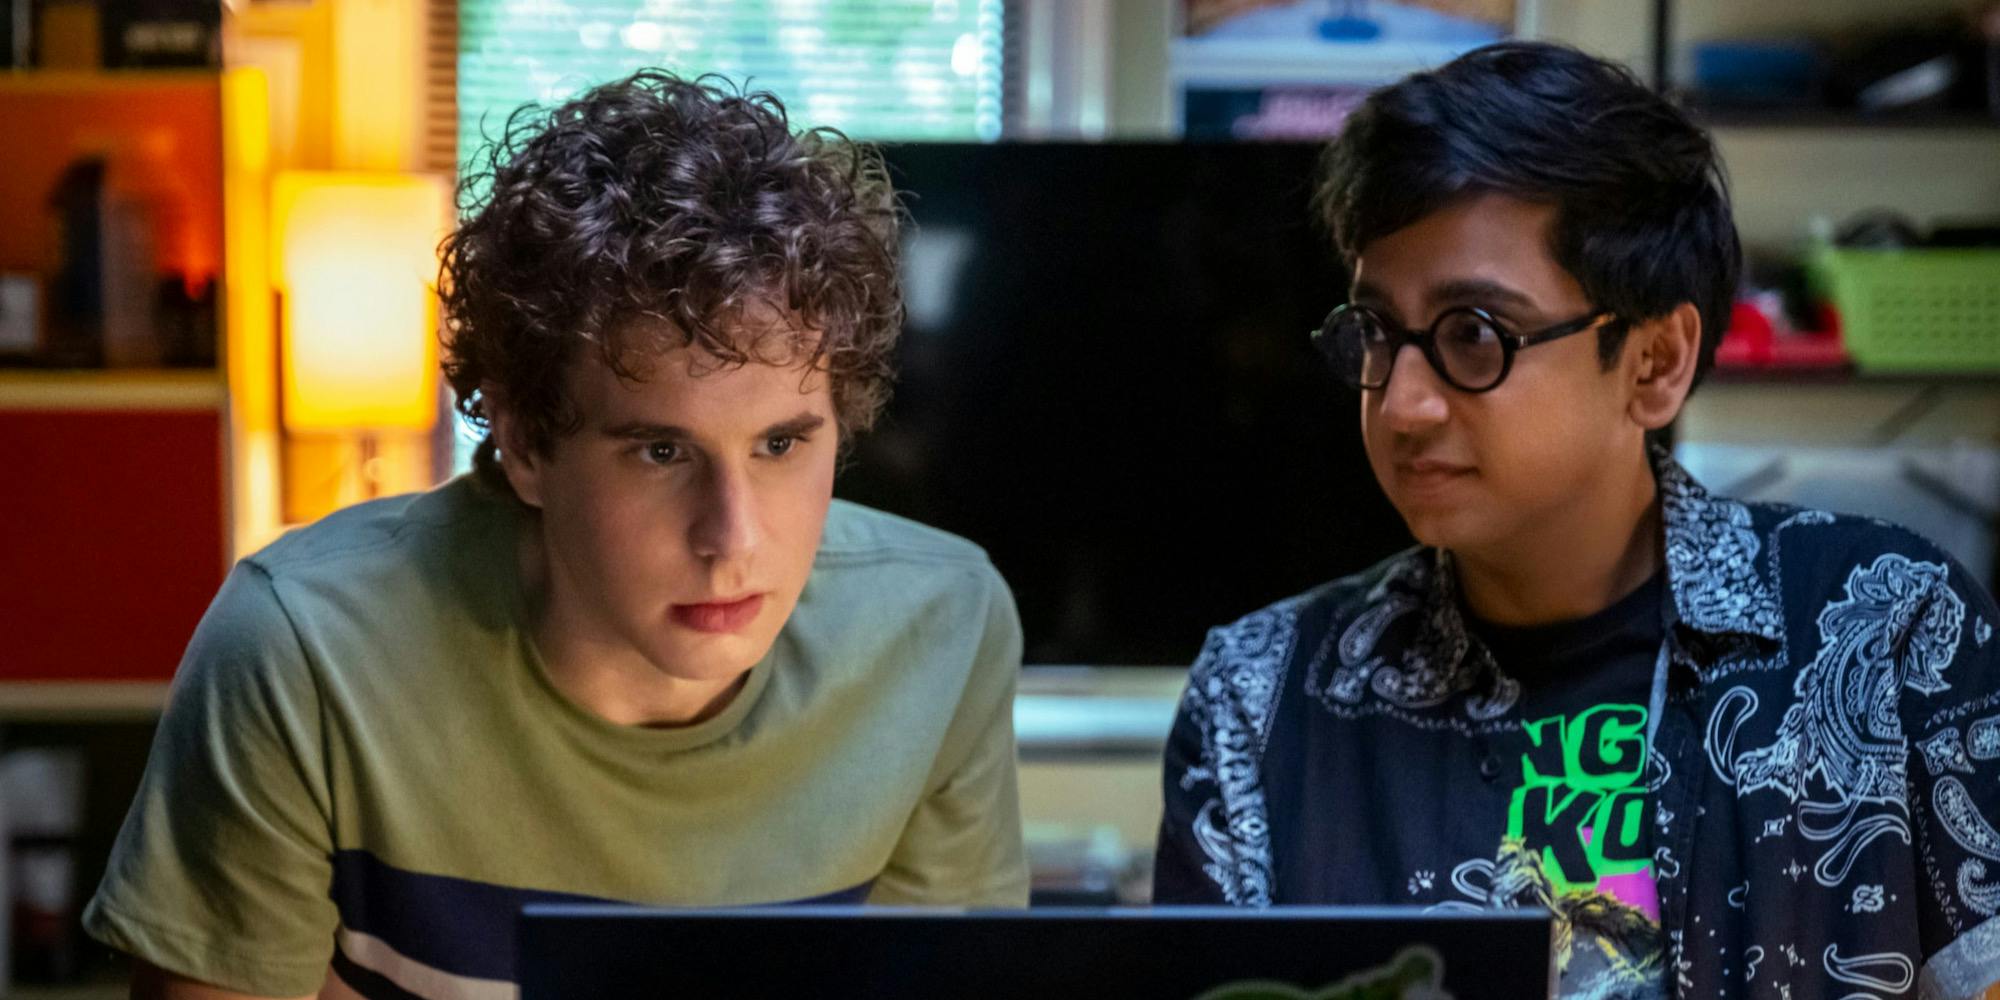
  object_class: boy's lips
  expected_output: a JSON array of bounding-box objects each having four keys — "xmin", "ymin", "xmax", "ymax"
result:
[
  {"xmin": 1393, "ymin": 460, "xmax": 1475, "ymax": 493},
  {"xmin": 670, "ymin": 593, "xmax": 766, "ymax": 633}
]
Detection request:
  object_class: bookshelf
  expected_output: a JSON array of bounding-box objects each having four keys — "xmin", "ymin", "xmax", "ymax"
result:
[{"xmin": 0, "ymin": 68, "xmax": 229, "ymax": 688}]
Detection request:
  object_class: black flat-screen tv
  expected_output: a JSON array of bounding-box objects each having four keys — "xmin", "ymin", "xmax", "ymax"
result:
[{"xmin": 835, "ymin": 142, "xmax": 1413, "ymax": 667}]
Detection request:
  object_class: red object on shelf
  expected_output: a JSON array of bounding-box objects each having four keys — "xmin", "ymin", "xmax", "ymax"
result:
[
  {"xmin": 0, "ymin": 408, "xmax": 225, "ymax": 681},
  {"xmin": 1713, "ymin": 300, "xmax": 1849, "ymax": 373},
  {"xmin": 1715, "ymin": 301, "xmax": 1776, "ymax": 367}
]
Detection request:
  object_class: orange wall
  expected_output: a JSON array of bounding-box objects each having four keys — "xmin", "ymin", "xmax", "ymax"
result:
[{"xmin": 0, "ymin": 75, "xmax": 224, "ymax": 285}]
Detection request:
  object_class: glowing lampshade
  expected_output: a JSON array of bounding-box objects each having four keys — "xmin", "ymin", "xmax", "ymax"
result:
[{"xmin": 272, "ymin": 171, "xmax": 448, "ymax": 432}]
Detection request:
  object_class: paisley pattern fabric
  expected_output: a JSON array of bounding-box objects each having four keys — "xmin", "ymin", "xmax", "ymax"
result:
[{"xmin": 1155, "ymin": 448, "xmax": 2000, "ymax": 999}]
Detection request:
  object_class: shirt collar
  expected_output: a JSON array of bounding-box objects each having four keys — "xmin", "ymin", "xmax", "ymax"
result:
[
  {"xmin": 1370, "ymin": 548, "xmax": 1490, "ymax": 703},
  {"xmin": 1652, "ymin": 444, "xmax": 1787, "ymax": 643}
]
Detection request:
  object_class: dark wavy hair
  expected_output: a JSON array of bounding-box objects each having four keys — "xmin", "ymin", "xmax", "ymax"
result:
[
  {"xmin": 439, "ymin": 70, "xmax": 904, "ymax": 490},
  {"xmin": 1315, "ymin": 42, "xmax": 1740, "ymax": 386}
]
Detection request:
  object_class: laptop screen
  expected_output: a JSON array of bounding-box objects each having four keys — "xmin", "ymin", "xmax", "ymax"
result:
[{"xmin": 517, "ymin": 905, "xmax": 1554, "ymax": 1000}]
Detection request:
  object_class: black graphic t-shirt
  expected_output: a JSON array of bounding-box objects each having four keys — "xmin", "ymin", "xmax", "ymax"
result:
[{"xmin": 1472, "ymin": 571, "xmax": 1668, "ymax": 997}]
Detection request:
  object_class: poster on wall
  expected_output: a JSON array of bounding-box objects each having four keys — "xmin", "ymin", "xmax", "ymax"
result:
[{"xmin": 1175, "ymin": 0, "xmax": 1523, "ymax": 139}]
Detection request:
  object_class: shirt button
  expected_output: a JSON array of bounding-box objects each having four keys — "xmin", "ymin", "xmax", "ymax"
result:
[{"xmin": 1479, "ymin": 755, "xmax": 1503, "ymax": 782}]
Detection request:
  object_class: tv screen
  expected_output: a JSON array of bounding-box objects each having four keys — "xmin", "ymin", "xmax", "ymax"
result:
[{"xmin": 836, "ymin": 142, "xmax": 1413, "ymax": 666}]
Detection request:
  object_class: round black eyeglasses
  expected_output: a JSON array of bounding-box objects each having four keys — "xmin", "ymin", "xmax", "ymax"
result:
[{"xmin": 1310, "ymin": 304, "xmax": 1621, "ymax": 394}]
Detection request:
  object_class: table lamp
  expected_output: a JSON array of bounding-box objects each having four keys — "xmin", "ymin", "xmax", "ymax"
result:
[{"xmin": 271, "ymin": 170, "xmax": 449, "ymax": 498}]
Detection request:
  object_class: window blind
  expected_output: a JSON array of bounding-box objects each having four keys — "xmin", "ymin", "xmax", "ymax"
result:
[
  {"xmin": 424, "ymin": 0, "xmax": 460, "ymax": 175},
  {"xmin": 456, "ymin": 0, "xmax": 1007, "ymax": 176}
]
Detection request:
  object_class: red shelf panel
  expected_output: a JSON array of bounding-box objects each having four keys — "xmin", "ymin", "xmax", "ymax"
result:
[{"xmin": 0, "ymin": 408, "xmax": 225, "ymax": 681}]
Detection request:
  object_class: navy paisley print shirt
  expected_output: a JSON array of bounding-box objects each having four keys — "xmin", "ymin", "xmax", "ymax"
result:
[{"xmin": 1154, "ymin": 448, "xmax": 2000, "ymax": 1000}]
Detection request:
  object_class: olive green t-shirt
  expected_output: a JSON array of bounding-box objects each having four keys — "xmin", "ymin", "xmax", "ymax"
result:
[{"xmin": 84, "ymin": 476, "xmax": 1028, "ymax": 998}]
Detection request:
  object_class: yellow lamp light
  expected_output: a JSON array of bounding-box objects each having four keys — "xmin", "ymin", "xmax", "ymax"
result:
[{"xmin": 271, "ymin": 171, "xmax": 448, "ymax": 433}]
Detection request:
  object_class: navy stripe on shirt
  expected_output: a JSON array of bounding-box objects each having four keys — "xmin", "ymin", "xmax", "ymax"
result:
[{"xmin": 328, "ymin": 849, "xmax": 874, "ymax": 983}]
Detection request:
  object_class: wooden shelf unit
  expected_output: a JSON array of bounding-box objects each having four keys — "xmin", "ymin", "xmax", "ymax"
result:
[
  {"xmin": 1, "ymin": 71, "xmax": 231, "ymax": 689},
  {"xmin": 0, "ymin": 369, "xmax": 226, "ymax": 410}
]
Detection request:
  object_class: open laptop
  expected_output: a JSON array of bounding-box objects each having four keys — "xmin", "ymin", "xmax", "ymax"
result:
[{"xmin": 517, "ymin": 905, "xmax": 1554, "ymax": 999}]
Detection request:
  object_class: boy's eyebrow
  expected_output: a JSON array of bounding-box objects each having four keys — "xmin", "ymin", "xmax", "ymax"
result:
[
  {"xmin": 599, "ymin": 412, "xmax": 828, "ymax": 440},
  {"xmin": 600, "ymin": 421, "xmax": 691, "ymax": 440},
  {"xmin": 1430, "ymin": 278, "xmax": 1536, "ymax": 310},
  {"xmin": 1349, "ymin": 279, "xmax": 1389, "ymax": 304},
  {"xmin": 1347, "ymin": 277, "xmax": 1538, "ymax": 313},
  {"xmin": 762, "ymin": 413, "xmax": 828, "ymax": 438}
]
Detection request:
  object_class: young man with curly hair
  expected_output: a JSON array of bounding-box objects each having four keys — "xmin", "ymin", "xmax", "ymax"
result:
[
  {"xmin": 85, "ymin": 72, "xmax": 1028, "ymax": 999},
  {"xmin": 1154, "ymin": 43, "xmax": 2000, "ymax": 999}
]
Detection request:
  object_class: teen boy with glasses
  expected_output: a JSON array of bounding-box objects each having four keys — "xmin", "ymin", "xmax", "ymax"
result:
[{"xmin": 1155, "ymin": 42, "xmax": 2000, "ymax": 999}]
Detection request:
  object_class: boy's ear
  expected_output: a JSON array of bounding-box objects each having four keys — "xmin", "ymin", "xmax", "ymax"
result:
[
  {"xmin": 1627, "ymin": 302, "xmax": 1702, "ymax": 432},
  {"xmin": 484, "ymin": 386, "xmax": 548, "ymax": 510}
]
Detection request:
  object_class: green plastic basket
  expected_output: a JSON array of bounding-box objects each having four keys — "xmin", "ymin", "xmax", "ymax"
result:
[{"xmin": 1809, "ymin": 247, "xmax": 2000, "ymax": 373}]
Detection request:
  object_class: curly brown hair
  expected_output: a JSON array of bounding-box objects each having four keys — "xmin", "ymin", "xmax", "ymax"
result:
[{"xmin": 439, "ymin": 70, "xmax": 904, "ymax": 490}]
